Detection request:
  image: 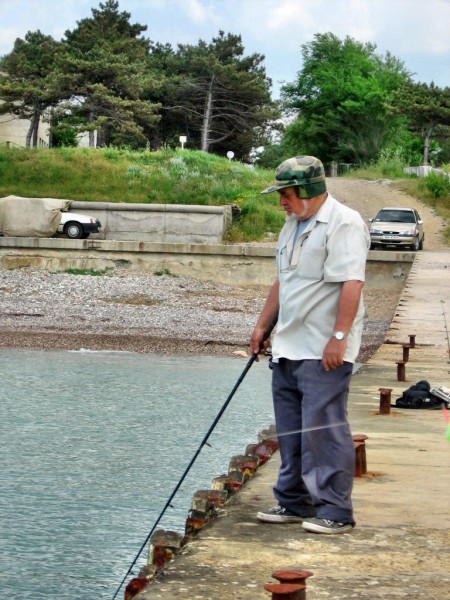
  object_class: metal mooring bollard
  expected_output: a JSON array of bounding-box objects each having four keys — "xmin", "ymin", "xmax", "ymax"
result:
[
  {"xmin": 272, "ymin": 569, "xmax": 313, "ymax": 587},
  {"xmin": 264, "ymin": 583, "xmax": 306, "ymax": 599},
  {"xmin": 271, "ymin": 569, "xmax": 313, "ymax": 600},
  {"xmin": 379, "ymin": 387, "xmax": 392, "ymax": 414},
  {"xmin": 409, "ymin": 334, "xmax": 416, "ymax": 348},
  {"xmin": 353, "ymin": 434, "xmax": 368, "ymax": 476},
  {"xmin": 402, "ymin": 344, "xmax": 411, "ymax": 362},
  {"xmin": 396, "ymin": 361, "xmax": 406, "ymax": 382}
]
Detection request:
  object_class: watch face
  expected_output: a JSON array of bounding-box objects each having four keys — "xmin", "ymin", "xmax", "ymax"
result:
[{"xmin": 334, "ymin": 332, "xmax": 345, "ymax": 340}]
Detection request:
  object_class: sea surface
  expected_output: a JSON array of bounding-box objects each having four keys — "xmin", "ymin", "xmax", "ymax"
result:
[{"xmin": 0, "ymin": 349, "xmax": 274, "ymax": 600}]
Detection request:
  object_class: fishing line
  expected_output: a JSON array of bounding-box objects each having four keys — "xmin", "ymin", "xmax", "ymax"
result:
[
  {"xmin": 274, "ymin": 421, "xmax": 348, "ymax": 437},
  {"xmin": 440, "ymin": 300, "xmax": 450, "ymax": 359},
  {"xmin": 111, "ymin": 316, "xmax": 278, "ymax": 600}
]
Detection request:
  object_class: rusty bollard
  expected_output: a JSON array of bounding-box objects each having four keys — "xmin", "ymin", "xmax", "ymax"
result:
[
  {"xmin": 353, "ymin": 434, "xmax": 368, "ymax": 476},
  {"xmin": 258, "ymin": 425, "xmax": 279, "ymax": 452},
  {"xmin": 402, "ymin": 344, "xmax": 411, "ymax": 362},
  {"xmin": 228, "ymin": 454, "xmax": 259, "ymax": 483},
  {"xmin": 184, "ymin": 489, "xmax": 229, "ymax": 540},
  {"xmin": 124, "ymin": 577, "xmax": 150, "ymax": 600},
  {"xmin": 264, "ymin": 583, "xmax": 306, "ymax": 599},
  {"xmin": 191, "ymin": 489, "xmax": 228, "ymax": 513},
  {"xmin": 379, "ymin": 387, "xmax": 393, "ymax": 414},
  {"xmin": 409, "ymin": 334, "xmax": 416, "ymax": 348},
  {"xmin": 396, "ymin": 361, "xmax": 406, "ymax": 382},
  {"xmin": 246, "ymin": 441, "xmax": 274, "ymax": 465},
  {"xmin": 148, "ymin": 530, "xmax": 183, "ymax": 570},
  {"xmin": 211, "ymin": 474, "xmax": 242, "ymax": 494},
  {"xmin": 272, "ymin": 569, "xmax": 313, "ymax": 600}
]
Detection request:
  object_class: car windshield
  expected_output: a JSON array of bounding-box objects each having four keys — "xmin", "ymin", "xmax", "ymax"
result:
[{"xmin": 374, "ymin": 210, "xmax": 415, "ymax": 223}]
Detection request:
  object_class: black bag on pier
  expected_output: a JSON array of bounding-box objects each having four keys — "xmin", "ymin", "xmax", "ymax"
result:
[{"xmin": 395, "ymin": 380, "xmax": 446, "ymax": 409}]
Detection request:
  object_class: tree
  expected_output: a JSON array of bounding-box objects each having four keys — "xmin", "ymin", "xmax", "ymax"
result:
[
  {"xmin": 149, "ymin": 31, "xmax": 278, "ymax": 159},
  {"xmin": 281, "ymin": 33, "xmax": 410, "ymax": 164},
  {"xmin": 0, "ymin": 30, "xmax": 62, "ymax": 147},
  {"xmin": 56, "ymin": 0, "xmax": 160, "ymax": 147},
  {"xmin": 392, "ymin": 81, "xmax": 450, "ymax": 165}
]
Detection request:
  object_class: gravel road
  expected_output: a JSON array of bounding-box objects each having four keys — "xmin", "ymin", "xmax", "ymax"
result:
[{"xmin": 0, "ymin": 179, "xmax": 447, "ymax": 361}]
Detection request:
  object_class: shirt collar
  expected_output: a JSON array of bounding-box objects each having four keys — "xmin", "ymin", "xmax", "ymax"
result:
[{"xmin": 315, "ymin": 193, "xmax": 335, "ymax": 223}]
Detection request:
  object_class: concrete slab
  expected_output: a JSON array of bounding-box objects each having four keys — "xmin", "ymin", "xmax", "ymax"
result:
[{"xmin": 132, "ymin": 252, "xmax": 450, "ymax": 599}]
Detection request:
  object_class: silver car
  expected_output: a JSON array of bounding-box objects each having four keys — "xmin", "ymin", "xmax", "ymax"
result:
[{"xmin": 369, "ymin": 207, "xmax": 424, "ymax": 251}]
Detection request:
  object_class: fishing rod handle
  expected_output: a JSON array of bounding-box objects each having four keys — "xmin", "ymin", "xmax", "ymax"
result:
[{"xmin": 261, "ymin": 314, "xmax": 278, "ymax": 343}]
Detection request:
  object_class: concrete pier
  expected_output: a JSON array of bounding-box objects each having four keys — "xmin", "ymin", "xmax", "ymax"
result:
[{"xmin": 134, "ymin": 251, "xmax": 450, "ymax": 599}]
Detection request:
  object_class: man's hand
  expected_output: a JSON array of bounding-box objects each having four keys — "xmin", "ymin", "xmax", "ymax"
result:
[
  {"xmin": 248, "ymin": 280, "xmax": 279, "ymax": 361},
  {"xmin": 322, "ymin": 337, "xmax": 347, "ymax": 371},
  {"xmin": 249, "ymin": 326, "xmax": 270, "ymax": 361}
]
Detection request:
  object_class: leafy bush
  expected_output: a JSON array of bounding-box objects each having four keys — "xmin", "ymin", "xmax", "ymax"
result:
[
  {"xmin": 419, "ymin": 168, "xmax": 450, "ymax": 200},
  {"xmin": 377, "ymin": 148, "xmax": 408, "ymax": 178}
]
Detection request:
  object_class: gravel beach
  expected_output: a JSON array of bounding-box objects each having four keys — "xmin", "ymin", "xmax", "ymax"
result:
[
  {"xmin": 0, "ymin": 179, "xmax": 447, "ymax": 361},
  {"xmin": 0, "ymin": 266, "xmax": 396, "ymax": 362}
]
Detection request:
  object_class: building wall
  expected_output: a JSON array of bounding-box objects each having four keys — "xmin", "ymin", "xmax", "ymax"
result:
[{"xmin": 0, "ymin": 110, "xmax": 50, "ymax": 148}]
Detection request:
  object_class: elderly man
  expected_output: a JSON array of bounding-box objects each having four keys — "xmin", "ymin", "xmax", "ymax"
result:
[{"xmin": 250, "ymin": 155, "xmax": 370, "ymax": 534}]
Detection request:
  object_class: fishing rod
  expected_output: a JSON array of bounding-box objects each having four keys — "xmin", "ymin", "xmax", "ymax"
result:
[
  {"xmin": 441, "ymin": 300, "xmax": 450, "ymax": 360},
  {"xmin": 111, "ymin": 315, "xmax": 278, "ymax": 600}
]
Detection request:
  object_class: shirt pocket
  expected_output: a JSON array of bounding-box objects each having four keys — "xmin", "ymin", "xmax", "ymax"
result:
[
  {"xmin": 277, "ymin": 244, "xmax": 290, "ymax": 273},
  {"xmin": 297, "ymin": 239, "xmax": 327, "ymax": 280}
]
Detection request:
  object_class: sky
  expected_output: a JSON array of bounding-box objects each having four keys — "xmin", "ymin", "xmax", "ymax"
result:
[{"xmin": 0, "ymin": 0, "xmax": 449, "ymax": 98}]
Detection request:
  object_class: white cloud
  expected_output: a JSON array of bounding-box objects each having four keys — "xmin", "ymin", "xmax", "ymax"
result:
[
  {"xmin": 183, "ymin": 0, "xmax": 209, "ymax": 23},
  {"xmin": 0, "ymin": 0, "xmax": 448, "ymax": 88},
  {"xmin": 0, "ymin": 27, "xmax": 21, "ymax": 52}
]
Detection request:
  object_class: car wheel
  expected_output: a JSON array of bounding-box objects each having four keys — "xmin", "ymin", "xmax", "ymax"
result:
[
  {"xmin": 412, "ymin": 236, "xmax": 420, "ymax": 251},
  {"xmin": 64, "ymin": 221, "xmax": 84, "ymax": 239},
  {"xmin": 419, "ymin": 236, "xmax": 424, "ymax": 250}
]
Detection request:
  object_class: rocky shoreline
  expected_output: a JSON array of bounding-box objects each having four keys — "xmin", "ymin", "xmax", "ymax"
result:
[{"xmin": 0, "ymin": 267, "xmax": 395, "ymax": 362}]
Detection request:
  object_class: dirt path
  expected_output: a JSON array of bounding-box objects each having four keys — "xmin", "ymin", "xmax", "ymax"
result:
[{"xmin": 327, "ymin": 178, "xmax": 447, "ymax": 251}]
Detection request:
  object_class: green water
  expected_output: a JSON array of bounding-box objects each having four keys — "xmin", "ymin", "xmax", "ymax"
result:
[{"xmin": 0, "ymin": 349, "xmax": 274, "ymax": 599}]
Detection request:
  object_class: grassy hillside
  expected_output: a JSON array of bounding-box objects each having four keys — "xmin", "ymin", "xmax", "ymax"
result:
[
  {"xmin": 0, "ymin": 146, "xmax": 284, "ymax": 242},
  {"xmin": 1, "ymin": 146, "xmax": 449, "ymax": 243}
]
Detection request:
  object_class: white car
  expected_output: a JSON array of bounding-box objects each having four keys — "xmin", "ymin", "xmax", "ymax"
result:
[
  {"xmin": 368, "ymin": 207, "xmax": 424, "ymax": 251},
  {"xmin": 58, "ymin": 212, "xmax": 101, "ymax": 239}
]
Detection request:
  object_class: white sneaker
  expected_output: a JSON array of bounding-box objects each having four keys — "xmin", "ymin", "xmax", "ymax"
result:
[{"xmin": 257, "ymin": 505, "xmax": 304, "ymax": 523}]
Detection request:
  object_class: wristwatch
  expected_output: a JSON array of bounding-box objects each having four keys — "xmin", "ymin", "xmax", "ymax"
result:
[{"xmin": 333, "ymin": 331, "xmax": 347, "ymax": 341}]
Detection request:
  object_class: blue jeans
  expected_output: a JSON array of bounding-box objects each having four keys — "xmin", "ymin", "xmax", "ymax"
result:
[{"xmin": 271, "ymin": 359, "xmax": 355, "ymax": 525}]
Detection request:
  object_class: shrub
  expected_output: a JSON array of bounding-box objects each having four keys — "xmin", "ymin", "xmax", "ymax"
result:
[
  {"xmin": 377, "ymin": 148, "xmax": 408, "ymax": 178},
  {"xmin": 419, "ymin": 168, "xmax": 450, "ymax": 200}
]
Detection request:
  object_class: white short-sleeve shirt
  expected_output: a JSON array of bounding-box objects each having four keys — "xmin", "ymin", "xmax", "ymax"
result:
[{"xmin": 272, "ymin": 193, "xmax": 370, "ymax": 363}]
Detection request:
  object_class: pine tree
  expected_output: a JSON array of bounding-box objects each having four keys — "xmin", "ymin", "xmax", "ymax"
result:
[
  {"xmin": 0, "ymin": 31, "xmax": 62, "ymax": 147},
  {"xmin": 392, "ymin": 81, "xmax": 450, "ymax": 165},
  {"xmin": 56, "ymin": 0, "xmax": 160, "ymax": 147},
  {"xmin": 149, "ymin": 31, "xmax": 277, "ymax": 159}
]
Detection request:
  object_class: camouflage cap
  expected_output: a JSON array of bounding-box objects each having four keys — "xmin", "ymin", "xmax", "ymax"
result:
[{"xmin": 261, "ymin": 155, "xmax": 327, "ymax": 199}]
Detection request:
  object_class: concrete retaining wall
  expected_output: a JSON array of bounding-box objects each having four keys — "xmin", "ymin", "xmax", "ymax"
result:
[
  {"xmin": 69, "ymin": 201, "xmax": 232, "ymax": 244},
  {"xmin": 404, "ymin": 165, "xmax": 449, "ymax": 178},
  {"xmin": 0, "ymin": 238, "xmax": 414, "ymax": 288}
]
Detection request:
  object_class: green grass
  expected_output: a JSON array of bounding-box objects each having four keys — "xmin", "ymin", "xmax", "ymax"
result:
[
  {"xmin": 153, "ymin": 268, "xmax": 177, "ymax": 276},
  {"xmin": 0, "ymin": 146, "xmax": 283, "ymax": 241},
  {"xmin": 62, "ymin": 267, "xmax": 113, "ymax": 276}
]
